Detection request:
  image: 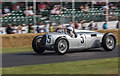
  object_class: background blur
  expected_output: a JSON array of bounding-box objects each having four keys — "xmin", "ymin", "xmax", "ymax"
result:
[{"xmin": 0, "ymin": 0, "xmax": 120, "ymax": 34}]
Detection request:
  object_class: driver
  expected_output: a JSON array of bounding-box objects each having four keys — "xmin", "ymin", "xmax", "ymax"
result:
[{"xmin": 66, "ymin": 26, "xmax": 75, "ymax": 38}]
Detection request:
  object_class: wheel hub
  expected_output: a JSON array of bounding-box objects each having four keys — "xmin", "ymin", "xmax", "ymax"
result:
[
  {"xmin": 58, "ymin": 40, "xmax": 68, "ymax": 52},
  {"xmin": 106, "ymin": 36, "xmax": 114, "ymax": 49},
  {"xmin": 37, "ymin": 39, "xmax": 41, "ymax": 43},
  {"xmin": 60, "ymin": 43, "xmax": 66, "ymax": 48}
]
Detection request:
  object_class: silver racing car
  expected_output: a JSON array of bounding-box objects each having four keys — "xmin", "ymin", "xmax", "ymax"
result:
[{"xmin": 32, "ymin": 27, "xmax": 116, "ymax": 55}]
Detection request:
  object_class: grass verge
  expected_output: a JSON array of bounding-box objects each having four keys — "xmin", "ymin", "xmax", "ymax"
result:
[
  {"xmin": 2, "ymin": 57, "xmax": 119, "ymax": 74},
  {"xmin": 2, "ymin": 47, "xmax": 33, "ymax": 54}
]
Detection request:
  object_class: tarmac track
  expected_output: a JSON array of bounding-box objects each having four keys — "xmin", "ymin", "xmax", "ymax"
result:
[{"xmin": 2, "ymin": 45, "xmax": 119, "ymax": 68}]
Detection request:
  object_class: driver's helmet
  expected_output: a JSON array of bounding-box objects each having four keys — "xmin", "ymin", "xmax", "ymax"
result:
[
  {"xmin": 66, "ymin": 26, "xmax": 74, "ymax": 32},
  {"xmin": 66, "ymin": 26, "xmax": 76, "ymax": 38}
]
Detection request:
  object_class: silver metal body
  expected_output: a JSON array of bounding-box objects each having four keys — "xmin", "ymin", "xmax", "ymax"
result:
[{"xmin": 40, "ymin": 30, "xmax": 104, "ymax": 50}]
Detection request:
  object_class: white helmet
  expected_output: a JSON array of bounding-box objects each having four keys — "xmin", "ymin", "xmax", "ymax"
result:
[{"xmin": 66, "ymin": 26, "xmax": 74, "ymax": 32}]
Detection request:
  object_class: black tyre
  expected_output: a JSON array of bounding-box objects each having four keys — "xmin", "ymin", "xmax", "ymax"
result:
[
  {"xmin": 54, "ymin": 38, "xmax": 69, "ymax": 55},
  {"xmin": 32, "ymin": 35, "xmax": 45, "ymax": 53},
  {"xmin": 102, "ymin": 33, "xmax": 116, "ymax": 51}
]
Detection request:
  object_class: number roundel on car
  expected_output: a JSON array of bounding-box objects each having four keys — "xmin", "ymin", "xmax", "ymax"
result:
[
  {"xmin": 80, "ymin": 34, "xmax": 84, "ymax": 43},
  {"xmin": 47, "ymin": 35, "xmax": 51, "ymax": 43}
]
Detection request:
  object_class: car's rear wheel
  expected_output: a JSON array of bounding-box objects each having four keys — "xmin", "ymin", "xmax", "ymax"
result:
[
  {"xmin": 102, "ymin": 33, "xmax": 116, "ymax": 51},
  {"xmin": 54, "ymin": 38, "xmax": 69, "ymax": 55},
  {"xmin": 32, "ymin": 35, "xmax": 45, "ymax": 53}
]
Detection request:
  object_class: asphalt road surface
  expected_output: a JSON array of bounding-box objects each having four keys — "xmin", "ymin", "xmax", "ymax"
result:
[{"xmin": 2, "ymin": 45, "xmax": 119, "ymax": 68}]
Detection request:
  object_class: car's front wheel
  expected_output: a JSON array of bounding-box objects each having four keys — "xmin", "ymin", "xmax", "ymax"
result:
[
  {"xmin": 54, "ymin": 38, "xmax": 69, "ymax": 55},
  {"xmin": 32, "ymin": 35, "xmax": 45, "ymax": 54},
  {"xmin": 102, "ymin": 33, "xmax": 116, "ymax": 51}
]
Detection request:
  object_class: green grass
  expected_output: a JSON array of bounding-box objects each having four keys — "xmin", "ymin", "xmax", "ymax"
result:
[
  {"xmin": 2, "ymin": 57, "xmax": 119, "ymax": 74},
  {"xmin": 2, "ymin": 47, "xmax": 33, "ymax": 54}
]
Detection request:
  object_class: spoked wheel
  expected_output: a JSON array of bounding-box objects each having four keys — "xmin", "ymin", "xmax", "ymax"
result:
[
  {"xmin": 102, "ymin": 33, "xmax": 116, "ymax": 51},
  {"xmin": 54, "ymin": 38, "xmax": 69, "ymax": 55},
  {"xmin": 32, "ymin": 35, "xmax": 45, "ymax": 54}
]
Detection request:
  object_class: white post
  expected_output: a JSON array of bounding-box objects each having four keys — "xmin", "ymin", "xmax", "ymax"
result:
[
  {"xmin": 91, "ymin": 0, "xmax": 93, "ymax": 10},
  {"xmin": 60, "ymin": 0, "xmax": 62, "ymax": 24},
  {"xmin": 91, "ymin": 0, "xmax": 94, "ymax": 21},
  {"xmin": 33, "ymin": 0, "xmax": 36, "ymax": 26},
  {"xmin": 106, "ymin": 0, "xmax": 109, "ymax": 22},
  {"xmin": 25, "ymin": 0, "xmax": 28, "ymax": 10},
  {"xmin": 60, "ymin": 0, "xmax": 63, "ymax": 10},
  {"xmin": 25, "ymin": 0, "xmax": 28, "ymax": 25},
  {"xmin": 72, "ymin": 0, "xmax": 75, "ymax": 23}
]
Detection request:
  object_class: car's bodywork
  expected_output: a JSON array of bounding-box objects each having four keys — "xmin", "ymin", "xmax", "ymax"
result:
[
  {"xmin": 32, "ymin": 29, "xmax": 116, "ymax": 55},
  {"xmin": 41, "ymin": 30, "xmax": 103, "ymax": 50}
]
